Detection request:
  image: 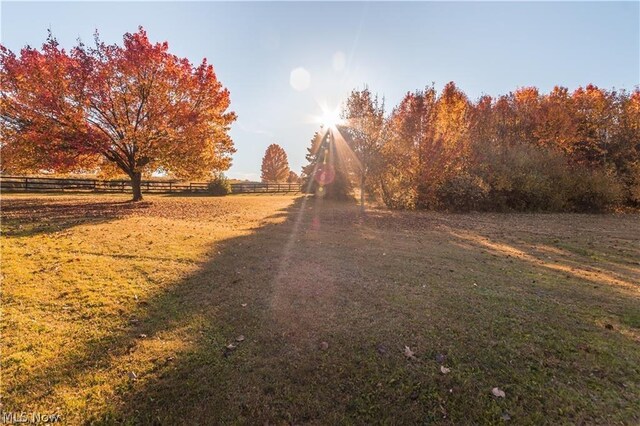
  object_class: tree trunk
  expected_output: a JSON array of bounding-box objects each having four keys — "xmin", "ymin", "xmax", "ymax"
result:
[
  {"xmin": 360, "ymin": 171, "xmax": 366, "ymax": 211},
  {"xmin": 131, "ymin": 171, "xmax": 143, "ymax": 202}
]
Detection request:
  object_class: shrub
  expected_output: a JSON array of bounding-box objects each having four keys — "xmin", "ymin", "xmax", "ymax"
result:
[
  {"xmin": 207, "ymin": 174, "xmax": 231, "ymax": 196},
  {"xmin": 619, "ymin": 162, "xmax": 640, "ymax": 207},
  {"xmin": 474, "ymin": 143, "xmax": 569, "ymax": 211},
  {"xmin": 568, "ymin": 169, "xmax": 623, "ymax": 212},
  {"xmin": 436, "ymin": 173, "xmax": 489, "ymax": 212},
  {"xmin": 378, "ymin": 168, "xmax": 418, "ymax": 209},
  {"xmin": 472, "ymin": 142, "xmax": 624, "ymax": 212}
]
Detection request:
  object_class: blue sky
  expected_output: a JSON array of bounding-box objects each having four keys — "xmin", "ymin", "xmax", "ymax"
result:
[{"xmin": 2, "ymin": 1, "xmax": 639, "ymax": 180}]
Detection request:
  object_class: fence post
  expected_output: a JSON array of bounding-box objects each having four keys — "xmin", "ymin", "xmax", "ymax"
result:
[{"xmin": 24, "ymin": 178, "xmax": 29, "ymax": 191}]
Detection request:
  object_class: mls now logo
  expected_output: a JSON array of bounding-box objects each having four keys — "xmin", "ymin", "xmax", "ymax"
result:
[{"xmin": 1, "ymin": 411, "xmax": 62, "ymax": 424}]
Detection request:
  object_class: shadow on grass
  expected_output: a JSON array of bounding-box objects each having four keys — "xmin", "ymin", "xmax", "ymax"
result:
[
  {"xmin": 6, "ymin": 197, "xmax": 320, "ymax": 423},
  {"xmin": 6, "ymin": 198, "xmax": 640, "ymax": 424},
  {"xmin": 1, "ymin": 197, "xmax": 150, "ymax": 237}
]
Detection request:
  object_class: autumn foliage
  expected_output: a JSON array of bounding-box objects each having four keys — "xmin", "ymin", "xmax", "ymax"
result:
[
  {"xmin": 0, "ymin": 27, "xmax": 236, "ymax": 200},
  {"xmin": 304, "ymin": 82, "xmax": 639, "ymax": 211},
  {"xmin": 260, "ymin": 143, "xmax": 290, "ymax": 183}
]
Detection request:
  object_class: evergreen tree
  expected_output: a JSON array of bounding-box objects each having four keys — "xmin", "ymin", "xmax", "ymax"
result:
[{"xmin": 301, "ymin": 129, "xmax": 353, "ymax": 200}]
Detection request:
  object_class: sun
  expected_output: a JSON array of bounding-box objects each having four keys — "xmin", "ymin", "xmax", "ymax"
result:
[{"xmin": 316, "ymin": 104, "xmax": 343, "ymax": 128}]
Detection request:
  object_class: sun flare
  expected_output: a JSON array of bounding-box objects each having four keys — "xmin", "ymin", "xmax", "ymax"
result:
[{"xmin": 316, "ymin": 104, "xmax": 343, "ymax": 128}]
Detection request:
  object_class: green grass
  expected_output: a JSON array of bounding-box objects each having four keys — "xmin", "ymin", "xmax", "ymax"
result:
[{"xmin": 1, "ymin": 193, "xmax": 639, "ymax": 424}]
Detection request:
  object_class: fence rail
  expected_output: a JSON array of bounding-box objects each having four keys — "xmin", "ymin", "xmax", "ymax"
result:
[
  {"xmin": 0, "ymin": 176, "xmax": 301, "ymax": 195},
  {"xmin": 231, "ymin": 182, "xmax": 301, "ymax": 193}
]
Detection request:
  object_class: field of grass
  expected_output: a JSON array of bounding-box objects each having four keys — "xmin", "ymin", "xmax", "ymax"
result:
[{"xmin": 1, "ymin": 193, "xmax": 639, "ymax": 424}]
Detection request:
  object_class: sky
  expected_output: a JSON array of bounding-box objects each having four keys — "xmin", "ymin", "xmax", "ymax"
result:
[{"xmin": 1, "ymin": 1, "xmax": 639, "ymax": 181}]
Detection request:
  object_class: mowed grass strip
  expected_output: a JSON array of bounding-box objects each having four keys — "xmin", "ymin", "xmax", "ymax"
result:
[{"xmin": 1, "ymin": 193, "xmax": 639, "ymax": 424}]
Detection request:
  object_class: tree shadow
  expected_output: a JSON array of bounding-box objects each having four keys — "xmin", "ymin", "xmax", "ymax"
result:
[
  {"xmin": 7, "ymin": 197, "xmax": 337, "ymax": 423},
  {"xmin": 102, "ymin": 206, "xmax": 640, "ymax": 423},
  {"xmin": 1, "ymin": 197, "xmax": 151, "ymax": 237},
  {"xmin": 6, "ymin": 198, "xmax": 640, "ymax": 424}
]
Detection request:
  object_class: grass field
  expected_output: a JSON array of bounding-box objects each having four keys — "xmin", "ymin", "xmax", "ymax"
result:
[{"xmin": 1, "ymin": 193, "xmax": 639, "ymax": 424}]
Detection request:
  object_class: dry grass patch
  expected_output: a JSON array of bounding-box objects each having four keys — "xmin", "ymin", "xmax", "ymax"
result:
[{"xmin": 1, "ymin": 193, "xmax": 639, "ymax": 424}]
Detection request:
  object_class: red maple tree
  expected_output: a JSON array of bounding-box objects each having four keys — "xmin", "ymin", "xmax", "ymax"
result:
[{"xmin": 1, "ymin": 27, "xmax": 236, "ymax": 200}]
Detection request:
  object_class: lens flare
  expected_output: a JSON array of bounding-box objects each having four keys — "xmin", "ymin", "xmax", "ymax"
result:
[{"xmin": 314, "ymin": 163, "xmax": 336, "ymax": 185}]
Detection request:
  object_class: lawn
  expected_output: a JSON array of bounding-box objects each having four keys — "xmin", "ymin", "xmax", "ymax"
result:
[{"xmin": 1, "ymin": 193, "xmax": 639, "ymax": 424}]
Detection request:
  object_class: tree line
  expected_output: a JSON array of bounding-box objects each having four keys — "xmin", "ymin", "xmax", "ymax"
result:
[{"xmin": 302, "ymin": 83, "xmax": 640, "ymax": 212}]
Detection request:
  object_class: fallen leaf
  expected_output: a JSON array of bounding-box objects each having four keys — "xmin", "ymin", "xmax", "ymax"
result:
[
  {"xmin": 404, "ymin": 346, "xmax": 416, "ymax": 360},
  {"xmin": 138, "ymin": 334, "xmax": 147, "ymax": 338},
  {"xmin": 241, "ymin": 303, "xmax": 247, "ymax": 307},
  {"xmin": 440, "ymin": 366, "xmax": 451, "ymax": 374},
  {"xmin": 492, "ymin": 387, "xmax": 506, "ymax": 398},
  {"xmin": 319, "ymin": 341, "xmax": 329, "ymax": 350},
  {"xmin": 376, "ymin": 344, "xmax": 388, "ymax": 355},
  {"xmin": 235, "ymin": 335, "xmax": 245, "ymax": 342},
  {"xmin": 223, "ymin": 343, "xmax": 237, "ymax": 358},
  {"xmin": 501, "ymin": 412, "xmax": 511, "ymax": 421},
  {"xmin": 435, "ymin": 353, "xmax": 446, "ymax": 364}
]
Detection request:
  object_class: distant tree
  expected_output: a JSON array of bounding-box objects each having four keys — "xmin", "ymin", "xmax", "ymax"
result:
[
  {"xmin": 533, "ymin": 86, "xmax": 577, "ymax": 151},
  {"xmin": 301, "ymin": 131, "xmax": 323, "ymax": 192},
  {"xmin": 287, "ymin": 170, "xmax": 300, "ymax": 183},
  {"xmin": 0, "ymin": 27, "xmax": 236, "ymax": 201},
  {"xmin": 571, "ymin": 84, "xmax": 616, "ymax": 166},
  {"xmin": 608, "ymin": 89, "xmax": 640, "ymax": 204},
  {"xmin": 416, "ymin": 81, "xmax": 471, "ymax": 208},
  {"xmin": 381, "ymin": 87, "xmax": 437, "ymax": 208},
  {"xmin": 260, "ymin": 143, "xmax": 290, "ymax": 182},
  {"xmin": 512, "ymin": 87, "xmax": 541, "ymax": 146},
  {"xmin": 341, "ymin": 87, "xmax": 386, "ymax": 209}
]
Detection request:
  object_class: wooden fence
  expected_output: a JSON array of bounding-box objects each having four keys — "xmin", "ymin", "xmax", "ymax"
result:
[
  {"xmin": 230, "ymin": 182, "xmax": 301, "ymax": 193},
  {"xmin": 0, "ymin": 176, "xmax": 301, "ymax": 195}
]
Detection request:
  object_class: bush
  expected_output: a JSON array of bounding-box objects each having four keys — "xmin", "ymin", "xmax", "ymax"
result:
[
  {"xmin": 207, "ymin": 174, "xmax": 231, "ymax": 196},
  {"xmin": 474, "ymin": 143, "xmax": 569, "ymax": 211},
  {"xmin": 436, "ymin": 173, "xmax": 489, "ymax": 212},
  {"xmin": 472, "ymin": 142, "xmax": 624, "ymax": 212},
  {"xmin": 378, "ymin": 167, "xmax": 418, "ymax": 209},
  {"xmin": 568, "ymin": 169, "xmax": 623, "ymax": 212},
  {"xmin": 379, "ymin": 139, "xmax": 627, "ymax": 212},
  {"xmin": 619, "ymin": 162, "xmax": 640, "ymax": 207}
]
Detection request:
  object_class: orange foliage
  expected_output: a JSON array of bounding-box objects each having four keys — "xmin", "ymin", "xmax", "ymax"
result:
[
  {"xmin": 339, "ymin": 82, "xmax": 639, "ymax": 210},
  {"xmin": 1, "ymin": 27, "xmax": 236, "ymax": 199},
  {"xmin": 261, "ymin": 144, "xmax": 290, "ymax": 183}
]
